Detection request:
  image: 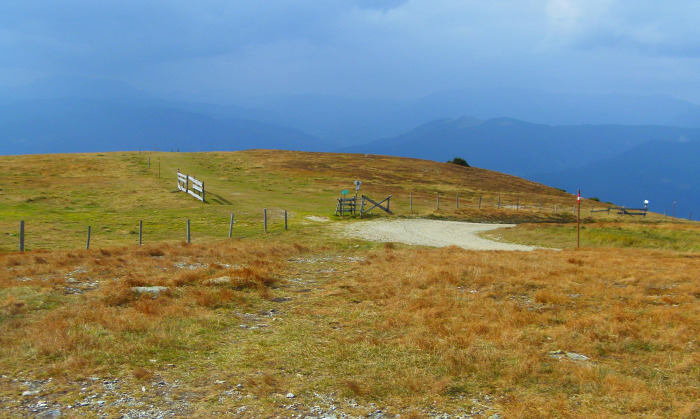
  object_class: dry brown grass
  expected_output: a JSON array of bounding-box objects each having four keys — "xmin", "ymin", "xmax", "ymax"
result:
[
  {"xmin": 305, "ymin": 246, "xmax": 700, "ymax": 417},
  {"xmin": 0, "ymin": 240, "xmax": 698, "ymax": 416},
  {"xmin": 0, "ymin": 240, "xmax": 307, "ymax": 379}
]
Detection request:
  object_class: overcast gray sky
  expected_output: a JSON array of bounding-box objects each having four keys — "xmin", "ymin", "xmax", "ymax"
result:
[{"xmin": 1, "ymin": 0, "xmax": 699, "ymax": 103}]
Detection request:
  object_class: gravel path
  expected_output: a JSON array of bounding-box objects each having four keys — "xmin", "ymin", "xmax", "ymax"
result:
[{"xmin": 339, "ymin": 219, "xmax": 537, "ymax": 251}]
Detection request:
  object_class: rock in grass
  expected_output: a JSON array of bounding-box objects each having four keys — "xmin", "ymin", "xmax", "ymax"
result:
[
  {"xmin": 286, "ymin": 392, "xmax": 295, "ymax": 399},
  {"xmin": 547, "ymin": 350, "xmax": 590, "ymax": 362},
  {"xmin": 131, "ymin": 286, "xmax": 169, "ymax": 297},
  {"xmin": 204, "ymin": 276, "xmax": 231, "ymax": 285},
  {"xmin": 566, "ymin": 352, "xmax": 590, "ymax": 362},
  {"xmin": 38, "ymin": 409, "xmax": 62, "ymax": 419},
  {"xmin": 21, "ymin": 390, "xmax": 40, "ymax": 396}
]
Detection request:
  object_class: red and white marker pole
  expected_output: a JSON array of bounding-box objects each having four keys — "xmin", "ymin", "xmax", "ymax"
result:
[{"xmin": 577, "ymin": 189, "xmax": 581, "ymax": 248}]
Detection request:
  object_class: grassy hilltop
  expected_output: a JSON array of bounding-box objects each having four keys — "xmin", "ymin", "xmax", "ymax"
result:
[
  {"xmin": 0, "ymin": 151, "xmax": 698, "ymax": 417},
  {"xmin": 0, "ymin": 149, "xmax": 584, "ymax": 251}
]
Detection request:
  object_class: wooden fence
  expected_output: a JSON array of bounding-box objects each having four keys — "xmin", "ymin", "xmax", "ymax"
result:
[{"xmin": 177, "ymin": 171, "xmax": 205, "ymax": 202}]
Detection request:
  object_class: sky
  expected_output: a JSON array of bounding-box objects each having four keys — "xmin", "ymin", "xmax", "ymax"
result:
[{"xmin": 1, "ymin": 0, "xmax": 700, "ymax": 103}]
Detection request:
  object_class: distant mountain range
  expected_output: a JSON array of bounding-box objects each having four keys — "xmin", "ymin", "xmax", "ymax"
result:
[
  {"xmin": 1, "ymin": 76, "xmax": 698, "ymax": 217},
  {"xmin": 0, "ymin": 97, "xmax": 329, "ymax": 155},
  {"xmin": 251, "ymin": 88, "xmax": 700, "ymax": 145}
]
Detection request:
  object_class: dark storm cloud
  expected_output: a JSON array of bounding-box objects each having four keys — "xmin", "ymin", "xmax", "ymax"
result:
[{"xmin": 0, "ymin": 1, "xmax": 699, "ymax": 101}]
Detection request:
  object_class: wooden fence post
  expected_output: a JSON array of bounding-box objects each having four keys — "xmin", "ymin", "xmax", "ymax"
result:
[
  {"xmin": 187, "ymin": 219, "xmax": 191, "ymax": 243},
  {"xmin": 86, "ymin": 226, "xmax": 91, "ymax": 250},
  {"xmin": 689, "ymin": 212, "xmax": 692, "ymax": 221},
  {"xmin": 555, "ymin": 204, "xmax": 558, "ymax": 212},
  {"xmin": 664, "ymin": 209, "xmax": 667, "ymax": 219},
  {"xmin": 139, "ymin": 220, "xmax": 143, "ymax": 246},
  {"xmin": 479, "ymin": 195, "xmax": 482, "ymax": 209},
  {"xmin": 229, "ymin": 213, "xmax": 234, "ymax": 238},
  {"xmin": 516, "ymin": 198, "xmax": 519, "ymax": 210},
  {"xmin": 19, "ymin": 221, "xmax": 25, "ymax": 252},
  {"xmin": 284, "ymin": 210, "xmax": 288, "ymax": 230},
  {"xmin": 456, "ymin": 193, "xmax": 459, "ymax": 209},
  {"xmin": 264, "ymin": 209, "xmax": 268, "ymax": 233},
  {"xmin": 539, "ymin": 199, "xmax": 542, "ymax": 212},
  {"xmin": 497, "ymin": 196, "xmax": 501, "ymax": 209},
  {"xmin": 410, "ymin": 193, "xmax": 413, "ymax": 213},
  {"xmin": 436, "ymin": 193, "xmax": 440, "ymax": 210}
]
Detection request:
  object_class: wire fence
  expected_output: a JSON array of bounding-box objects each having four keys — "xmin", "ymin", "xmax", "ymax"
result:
[{"xmin": 2, "ymin": 192, "xmax": 693, "ymax": 253}]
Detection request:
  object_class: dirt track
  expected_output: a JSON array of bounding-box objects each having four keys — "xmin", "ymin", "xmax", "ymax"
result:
[{"xmin": 338, "ymin": 219, "xmax": 537, "ymax": 251}]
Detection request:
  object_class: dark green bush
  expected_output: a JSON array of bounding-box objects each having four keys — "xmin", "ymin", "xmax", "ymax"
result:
[{"xmin": 447, "ymin": 157, "xmax": 469, "ymax": 167}]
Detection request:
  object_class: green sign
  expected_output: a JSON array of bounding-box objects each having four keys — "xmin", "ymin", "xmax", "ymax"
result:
[{"xmin": 341, "ymin": 190, "xmax": 349, "ymax": 195}]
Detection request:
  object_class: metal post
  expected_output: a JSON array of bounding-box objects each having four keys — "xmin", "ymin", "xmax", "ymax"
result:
[
  {"xmin": 139, "ymin": 220, "xmax": 143, "ymax": 246},
  {"xmin": 229, "ymin": 213, "xmax": 234, "ymax": 238},
  {"xmin": 516, "ymin": 198, "xmax": 519, "ymax": 210},
  {"xmin": 410, "ymin": 193, "xmax": 413, "ymax": 213},
  {"xmin": 456, "ymin": 193, "xmax": 459, "ymax": 209},
  {"xmin": 264, "ymin": 209, "xmax": 268, "ymax": 233},
  {"xmin": 497, "ymin": 196, "xmax": 501, "ymax": 209},
  {"xmin": 284, "ymin": 210, "xmax": 288, "ymax": 230},
  {"xmin": 689, "ymin": 212, "xmax": 692, "ymax": 221},
  {"xmin": 86, "ymin": 226, "xmax": 91, "ymax": 250},
  {"xmin": 187, "ymin": 219, "xmax": 191, "ymax": 243},
  {"xmin": 539, "ymin": 199, "xmax": 542, "ymax": 212},
  {"xmin": 148, "ymin": 157, "xmax": 150, "ymax": 169},
  {"xmin": 664, "ymin": 209, "xmax": 667, "ymax": 219},
  {"xmin": 436, "ymin": 193, "xmax": 440, "ymax": 210},
  {"xmin": 479, "ymin": 195, "xmax": 482, "ymax": 209},
  {"xmin": 19, "ymin": 220, "xmax": 25, "ymax": 252},
  {"xmin": 673, "ymin": 201, "xmax": 676, "ymax": 218},
  {"xmin": 201, "ymin": 181, "xmax": 205, "ymax": 203}
]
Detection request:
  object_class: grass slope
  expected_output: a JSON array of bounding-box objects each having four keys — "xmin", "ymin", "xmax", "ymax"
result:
[{"xmin": 0, "ymin": 150, "xmax": 698, "ymax": 417}]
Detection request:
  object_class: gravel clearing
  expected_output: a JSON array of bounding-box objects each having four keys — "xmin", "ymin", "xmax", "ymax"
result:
[{"xmin": 339, "ymin": 219, "xmax": 537, "ymax": 251}]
